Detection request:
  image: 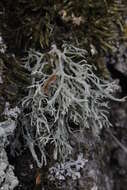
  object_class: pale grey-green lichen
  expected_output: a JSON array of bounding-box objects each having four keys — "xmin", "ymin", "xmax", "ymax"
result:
[
  {"xmin": 0, "ymin": 36, "xmax": 6, "ymax": 53},
  {"xmin": 22, "ymin": 43, "xmax": 125, "ymax": 167},
  {"xmin": 0, "ymin": 148, "xmax": 19, "ymax": 190},
  {"xmin": 0, "ymin": 126, "xmax": 19, "ymax": 190},
  {"xmin": 48, "ymin": 153, "xmax": 88, "ymax": 181},
  {"xmin": 0, "ymin": 104, "xmax": 20, "ymax": 190}
]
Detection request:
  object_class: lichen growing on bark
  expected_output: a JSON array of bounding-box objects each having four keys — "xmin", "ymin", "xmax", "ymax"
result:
[{"xmin": 21, "ymin": 43, "xmax": 125, "ymax": 167}]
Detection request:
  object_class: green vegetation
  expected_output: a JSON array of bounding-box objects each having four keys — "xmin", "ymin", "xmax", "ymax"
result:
[{"xmin": 0, "ymin": 0, "xmax": 126, "ymax": 52}]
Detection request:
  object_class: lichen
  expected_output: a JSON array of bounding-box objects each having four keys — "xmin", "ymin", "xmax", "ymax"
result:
[
  {"xmin": 21, "ymin": 43, "xmax": 125, "ymax": 167},
  {"xmin": 48, "ymin": 153, "xmax": 88, "ymax": 181},
  {"xmin": 0, "ymin": 118, "xmax": 19, "ymax": 190}
]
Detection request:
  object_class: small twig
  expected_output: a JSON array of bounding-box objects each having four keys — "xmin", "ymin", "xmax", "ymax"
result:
[{"xmin": 43, "ymin": 73, "xmax": 57, "ymax": 95}]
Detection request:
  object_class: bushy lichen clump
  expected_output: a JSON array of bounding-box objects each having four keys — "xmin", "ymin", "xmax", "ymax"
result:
[{"xmin": 22, "ymin": 44, "xmax": 125, "ymax": 167}]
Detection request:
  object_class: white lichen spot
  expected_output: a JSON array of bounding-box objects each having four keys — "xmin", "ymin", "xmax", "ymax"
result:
[
  {"xmin": 0, "ymin": 36, "xmax": 7, "ymax": 53},
  {"xmin": 4, "ymin": 102, "xmax": 20, "ymax": 119},
  {"xmin": 49, "ymin": 154, "xmax": 88, "ymax": 181}
]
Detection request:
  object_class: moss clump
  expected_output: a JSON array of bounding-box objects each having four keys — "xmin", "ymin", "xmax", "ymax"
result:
[{"xmin": 0, "ymin": 0, "xmax": 126, "ymax": 53}]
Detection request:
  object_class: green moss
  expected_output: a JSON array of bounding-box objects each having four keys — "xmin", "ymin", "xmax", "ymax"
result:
[
  {"xmin": 56, "ymin": 0, "xmax": 125, "ymax": 52},
  {"xmin": 0, "ymin": 0, "xmax": 126, "ymax": 84},
  {"xmin": 1, "ymin": 0, "xmax": 125, "ymax": 53}
]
